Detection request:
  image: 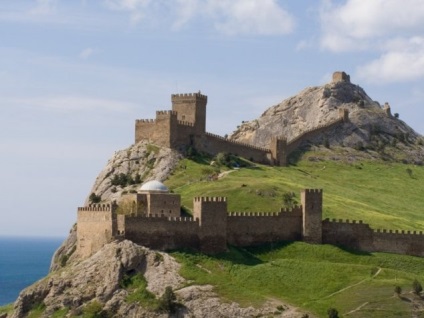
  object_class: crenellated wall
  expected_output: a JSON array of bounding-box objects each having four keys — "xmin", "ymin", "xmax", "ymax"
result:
[
  {"xmin": 227, "ymin": 207, "xmax": 302, "ymax": 246},
  {"xmin": 322, "ymin": 218, "xmax": 374, "ymax": 251},
  {"xmin": 123, "ymin": 215, "xmax": 200, "ymax": 251},
  {"xmin": 77, "ymin": 189, "xmax": 424, "ymax": 259}
]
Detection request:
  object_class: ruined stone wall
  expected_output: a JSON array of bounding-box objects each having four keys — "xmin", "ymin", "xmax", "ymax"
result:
[
  {"xmin": 195, "ymin": 133, "xmax": 271, "ymax": 164},
  {"xmin": 322, "ymin": 219, "xmax": 375, "ymax": 251},
  {"xmin": 123, "ymin": 215, "xmax": 200, "ymax": 251},
  {"xmin": 286, "ymin": 118, "xmax": 344, "ymax": 154},
  {"xmin": 193, "ymin": 197, "xmax": 228, "ymax": 253},
  {"xmin": 332, "ymin": 71, "xmax": 350, "ymax": 83},
  {"xmin": 227, "ymin": 207, "xmax": 302, "ymax": 246},
  {"xmin": 77, "ymin": 204, "xmax": 117, "ymax": 258}
]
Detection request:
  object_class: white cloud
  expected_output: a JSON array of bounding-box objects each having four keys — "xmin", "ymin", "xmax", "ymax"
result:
[
  {"xmin": 79, "ymin": 48, "xmax": 95, "ymax": 59},
  {"xmin": 320, "ymin": 0, "xmax": 424, "ymax": 52},
  {"xmin": 206, "ymin": 0, "xmax": 294, "ymax": 35},
  {"xmin": 357, "ymin": 37, "xmax": 424, "ymax": 83},
  {"xmin": 103, "ymin": 0, "xmax": 295, "ymax": 35},
  {"xmin": 320, "ymin": 0, "xmax": 424, "ymax": 83},
  {"xmin": 4, "ymin": 96, "xmax": 137, "ymax": 113}
]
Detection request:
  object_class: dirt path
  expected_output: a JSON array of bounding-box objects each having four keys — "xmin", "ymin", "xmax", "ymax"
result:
[{"xmin": 323, "ymin": 267, "xmax": 382, "ymax": 299}]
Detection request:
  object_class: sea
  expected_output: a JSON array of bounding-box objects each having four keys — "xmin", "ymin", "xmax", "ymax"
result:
[{"xmin": 0, "ymin": 236, "xmax": 64, "ymax": 306}]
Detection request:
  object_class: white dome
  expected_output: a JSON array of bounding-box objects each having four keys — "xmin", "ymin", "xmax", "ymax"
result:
[{"xmin": 139, "ymin": 180, "xmax": 169, "ymax": 193}]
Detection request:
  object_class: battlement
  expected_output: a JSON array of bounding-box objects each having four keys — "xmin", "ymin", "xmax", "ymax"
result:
[
  {"xmin": 303, "ymin": 189, "xmax": 323, "ymax": 194},
  {"xmin": 78, "ymin": 204, "xmax": 114, "ymax": 212},
  {"xmin": 178, "ymin": 120, "xmax": 195, "ymax": 127},
  {"xmin": 171, "ymin": 92, "xmax": 207, "ymax": 101},
  {"xmin": 136, "ymin": 119, "xmax": 155, "ymax": 123},
  {"xmin": 374, "ymin": 229, "xmax": 424, "ymax": 235},
  {"xmin": 194, "ymin": 196, "xmax": 227, "ymax": 202},
  {"xmin": 156, "ymin": 110, "xmax": 177, "ymax": 116},
  {"xmin": 228, "ymin": 211, "xmax": 280, "ymax": 217},
  {"xmin": 323, "ymin": 218, "xmax": 364, "ymax": 224}
]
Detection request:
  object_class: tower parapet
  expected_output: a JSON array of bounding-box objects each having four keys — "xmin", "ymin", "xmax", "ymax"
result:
[{"xmin": 172, "ymin": 92, "xmax": 207, "ymax": 134}]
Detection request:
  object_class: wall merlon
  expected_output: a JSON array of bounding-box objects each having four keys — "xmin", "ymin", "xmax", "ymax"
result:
[
  {"xmin": 171, "ymin": 92, "xmax": 208, "ymax": 100},
  {"xmin": 136, "ymin": 119, "xmax": 155, "ymax": 123},
  {"xmin": 194, "ymin": 196, "xmax": 227, "ymax": 202},
  {"xmin": 156, "ymin": 110, "xmax": 178, "ymax": 116},
  {"xmin": 178, "ymin": 120, "xmax": 195, "ymax": 127}
]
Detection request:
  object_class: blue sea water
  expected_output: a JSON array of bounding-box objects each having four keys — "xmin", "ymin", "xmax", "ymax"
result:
[{"xmin": 0, "ymin": 236, "xmax": 63, "ymax": 306}]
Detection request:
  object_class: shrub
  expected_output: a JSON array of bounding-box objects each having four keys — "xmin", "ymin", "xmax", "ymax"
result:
[
  {"xmin": 157, "ymin": 286, "xmax": 177, "ymax": 313},
  {"xmin": 327, "ymin": 308, "xmax": 339, "ymax": 318},
  {"xmin": 413, "ymin": 279, "xmax": 422, "ymax": 295},
  {"xmin": 394, "ymin": 113, "xmax": 399, "ymax": 118},
  {"xmin": 394, "ymin": 285, "xmax": 402, "ymax": 295},
  {"xmin": 82, "ymin": 300, "xmax": 108, "ymax": 318},
  {"xmin": 89, "ymin": 193, "xmax": 101, "ymax": 204},
  {"xmin": 282, "ymin": 192, "xmax": 297, "ymax": 209}
]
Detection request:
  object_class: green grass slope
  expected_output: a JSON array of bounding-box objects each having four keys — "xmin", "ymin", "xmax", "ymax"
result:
[
  {"xmin": 166, "ymin": 152, "xmax": 424, "ymax": 231},
  {"xmin": 165, "ymin": 151, "xmax": 424, "ymax": 317},
  {"xmin": 173, "ymin": 242, "xmax": 424, "ymax": 317}
]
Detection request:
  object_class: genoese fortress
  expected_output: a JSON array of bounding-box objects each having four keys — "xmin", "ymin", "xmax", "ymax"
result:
[{"xmin": 77, "ymin": 71, "xmax": 424, "ymax": 259}]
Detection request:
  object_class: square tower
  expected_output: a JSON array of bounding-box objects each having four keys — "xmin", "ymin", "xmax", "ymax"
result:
[
  {"xmin": 301, "ymin": 189, "xmax": 323, "ymax": 243},
  {"xmin": 171, "ymin": 92, "xmax": 207, "ymax": 135}
]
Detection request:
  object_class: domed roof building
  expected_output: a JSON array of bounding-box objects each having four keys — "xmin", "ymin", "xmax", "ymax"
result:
[
  {"xmin": 117, "ymin": 180, "xmax": 180, "ymax": 218},
  {"xmin": 139, "ymin": 180, "xmax": 169, "ymax": 193}
]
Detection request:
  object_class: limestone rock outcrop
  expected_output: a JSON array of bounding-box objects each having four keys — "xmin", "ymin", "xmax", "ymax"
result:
[
  {"xmin": 230, "ymin": 79, "xmax": 424, "ymax": 164},
  {"xmin": 12, "ymin": 240, "xmax": 307, "ymax": 318}
]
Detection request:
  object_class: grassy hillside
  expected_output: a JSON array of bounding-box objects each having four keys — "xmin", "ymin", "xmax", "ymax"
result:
[
  {"xmin": 173, "ymin": 242, "xmax": 424, "ymax": 317},
  {"xmin": 165, "ymin": 149, "xmax": 424, "ymax": 231},
  {"xmin": 165, "ymin": 150, "xmax": 424, "ymax": 317}
]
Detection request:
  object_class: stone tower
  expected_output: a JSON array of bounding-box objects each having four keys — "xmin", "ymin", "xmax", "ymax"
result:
[
  {"xmin": 270, "ymin": 136, "xmax": 287, "ymax": 166},
  {"xmin": 301, "ymin": 189, "xmax": 323, "ymax": 243},
  {"xmin": 332, "ymin": 71, "xmax": 350, "ymax": 83},
  {"xmin": 193, "ymin": 197, "xmax": 227, "ymax": 254},
  {"xmin": 171, "ymin": 92, "xmax": 207, "ymax": 135}
]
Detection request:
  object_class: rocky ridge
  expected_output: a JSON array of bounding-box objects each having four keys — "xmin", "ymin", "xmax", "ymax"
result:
[
  {"xmin": 12, "ymin": 241, "xmax": 307, "ymax": 318},
  {"xmin": 230, "ymin": 80, "xmax": 424, "ymax": 164}
]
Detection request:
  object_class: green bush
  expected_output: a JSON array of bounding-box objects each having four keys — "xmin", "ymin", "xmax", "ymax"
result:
[
  {"xmin": 157, "ymin": 286, "xmax": 177, "ymax": 313},
  {"xmin": 413, "ymin": 279, "xmax": 422, "ymax": 295},
  {"xmin": 82, "ymin": 301, "xmax": 108, "ymax": 318},
  {"xmin": 89, "ymin": 193, "xmax": 101, "ymax": 204},
  {"xmin": 327, "ymin": 308, "xmax": 339, "ymax": 318}
]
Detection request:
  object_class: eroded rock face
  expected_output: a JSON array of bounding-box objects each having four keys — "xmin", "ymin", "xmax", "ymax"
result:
[
  {"xmin": 230, "ymin": 80, "xmax": 424, "ymax": 164},
  {"xmin": 12, "ymin": 241, "xmax": 309, "ymax": 318},
  {"xmin": 86, "ymin": 141, "xmax": 183, "ymax": 205}
]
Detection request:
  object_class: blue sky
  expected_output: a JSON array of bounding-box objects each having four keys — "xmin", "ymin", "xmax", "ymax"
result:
[{"xmin": 1, "ymin": 0, "xmax": 423, "ymax": 237}]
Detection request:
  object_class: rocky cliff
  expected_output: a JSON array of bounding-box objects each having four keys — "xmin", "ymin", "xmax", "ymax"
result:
[
  {"xmin": 230, "ymin": 78, "xmax": 424, "ymax": 164},
  {"xmin": 12, "ymin": 241, "xmax": 307, "ymax": 318}
]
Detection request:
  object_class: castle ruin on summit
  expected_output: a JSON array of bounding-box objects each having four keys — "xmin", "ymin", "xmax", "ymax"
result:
[{"xmin": 135, "ymin": 77, "xmax": 349, "ymax": 166}]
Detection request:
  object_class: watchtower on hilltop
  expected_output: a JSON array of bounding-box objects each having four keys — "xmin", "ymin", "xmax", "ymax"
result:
[{"xmin": 171, "ymin": 92, "xmax": 207, "ymax": 135}]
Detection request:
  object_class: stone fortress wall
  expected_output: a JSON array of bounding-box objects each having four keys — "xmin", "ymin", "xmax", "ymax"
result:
[
  {"xmin": 77, "ymin": 187, "xmax": 424, "ymax": 259},
  {"xmin": 135, "ymin": 75, "xmax": 350, "ymax": 166}
]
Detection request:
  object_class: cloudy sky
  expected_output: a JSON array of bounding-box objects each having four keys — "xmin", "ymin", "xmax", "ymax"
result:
[{"xmin": 1, "ymin": 0, "xmax": 423, "ymax": 237}]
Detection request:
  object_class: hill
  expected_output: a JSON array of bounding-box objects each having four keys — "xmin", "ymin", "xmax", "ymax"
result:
[{"xmin": 3, "ymin": 73, "xmax": 424, "ymax": 318}]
